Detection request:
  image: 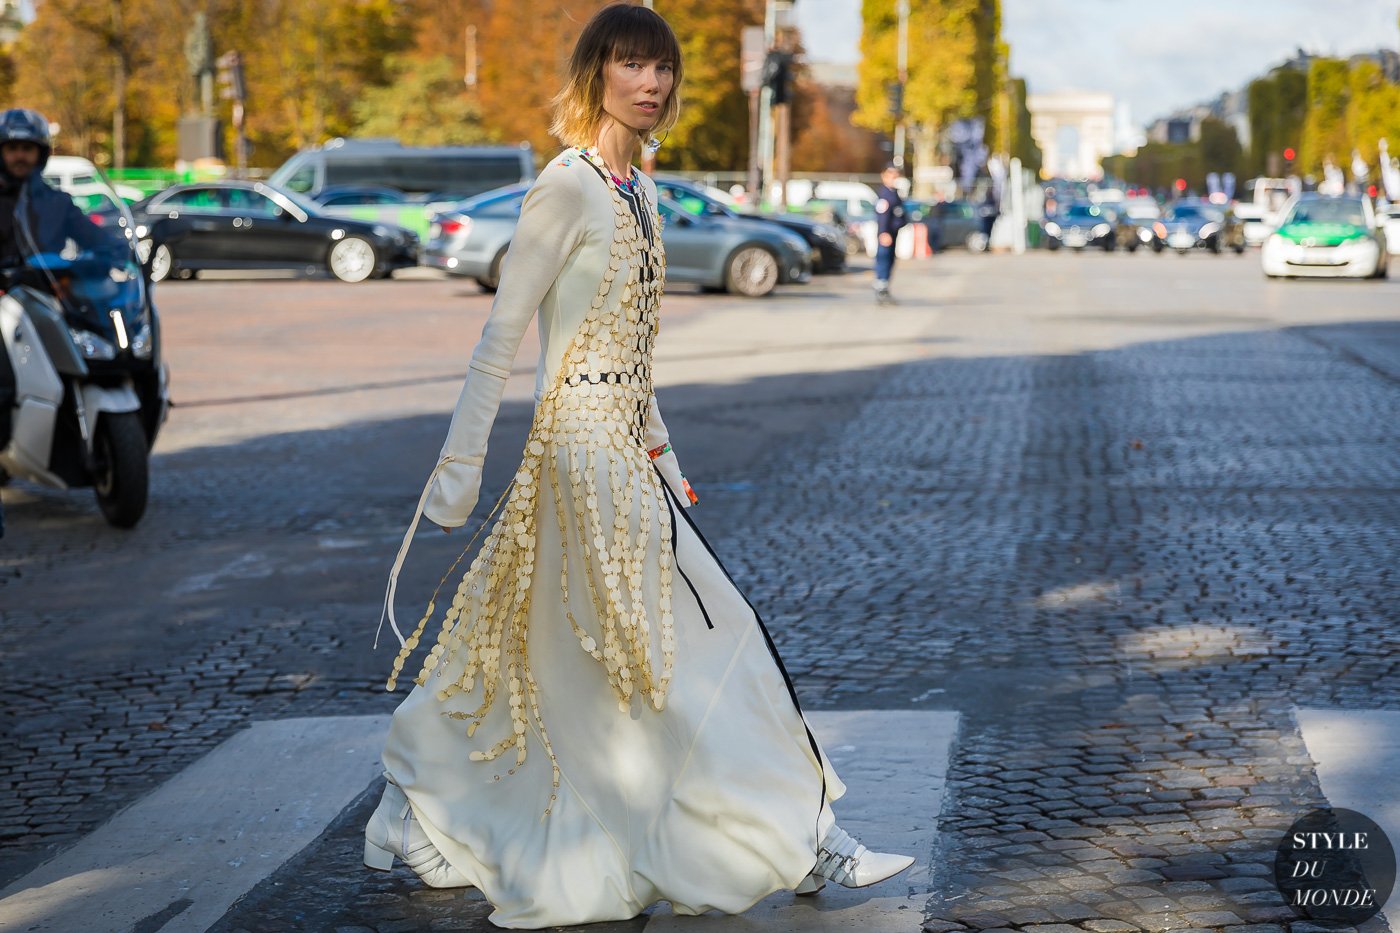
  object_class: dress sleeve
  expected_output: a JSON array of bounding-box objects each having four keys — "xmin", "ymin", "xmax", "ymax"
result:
[
  {"xmin": 645, "ymin": 393, "xmax": 694, "ymax": 509},
  {"xmin": 423, "ymin": 162, "xmax": 587, "ymax": 528}
]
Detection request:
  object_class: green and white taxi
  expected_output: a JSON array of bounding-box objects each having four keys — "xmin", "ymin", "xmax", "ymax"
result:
[{"xmin": 1262, "ymin": 193, "xmax": 1389, "ymax": 279}]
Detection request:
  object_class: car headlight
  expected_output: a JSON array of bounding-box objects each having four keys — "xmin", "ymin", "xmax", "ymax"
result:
[
  {"xmin": 1092, "ymin": 223, "xmax": 1111, "ymax": 237},
  {"xmin": 1044, "ymin": 221, "xmax": 1061, "ymax": 236},
  {"xmin": 130, "ymin": 321, "xmax": 153, "ymax": 360},
  {"xmin": 1199, "ymin": 222, "xmax": 1220, "ymax": 238},
  {"xmin": 372, "ymin": 224, "xmax": 392, "ymax": 238},
  {"xmin": 69, "ymin": 328, "xmax": 117, "ymax": 360},
  {"xmin": 814, "ymin": 223, "xmax": 842, "ymax": 244},
  {"xmin": 1153, "ymin": 222, "xmax": 1167, "ymax": 239}
]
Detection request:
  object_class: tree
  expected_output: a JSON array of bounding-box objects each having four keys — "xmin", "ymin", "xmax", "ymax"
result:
[
  {"xmin": 1246, "ymin": 67, "xmax": 1306, "ymax": 176},
  {"xmin": 1198, "ymin": 116, "xmax": 1244, "ymax": 180},
  {"xmin": 855, "ymin": 0, "xmax": 1004, "ymax": 189},
  {"xmin": 26, "ymin": 0, "xmax": 163, "ymax": 168},
  {"xmin": 1300, "ymin": 58, "xmax": 1351, "ymax": 175},
  {"xmin": 651, "ymin": 0, "xmax": 763, "ymax": 170},
  {"xmin": 354, "ymin": 54, "xmax": 496, "ymax": 146}
]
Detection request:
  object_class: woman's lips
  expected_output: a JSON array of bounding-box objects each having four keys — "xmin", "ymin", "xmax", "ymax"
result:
[{"xmin": 634, "ymin": 102, "xmax": 658, "ymax": 112}]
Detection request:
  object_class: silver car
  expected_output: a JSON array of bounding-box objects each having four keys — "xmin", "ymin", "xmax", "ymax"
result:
[{"xmin": 425, "ymin": 184, "xmax": 812, "ymax": 297}]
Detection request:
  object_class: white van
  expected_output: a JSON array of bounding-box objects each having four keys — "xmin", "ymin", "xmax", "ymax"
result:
[{"xmin": 43, "ymin": 155, "xmax": 145, "ymax": 204}]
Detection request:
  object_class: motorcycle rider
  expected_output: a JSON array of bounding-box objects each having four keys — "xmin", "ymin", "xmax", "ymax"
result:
[
  {"xmin": 0, "ymin": 108, "xmax": 124, "ymax": 532},
  {"xmin": 0, "ymin": 108, "xmax": 122, "ymax": 265}
]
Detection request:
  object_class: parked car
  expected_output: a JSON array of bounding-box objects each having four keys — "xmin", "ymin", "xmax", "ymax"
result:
[
  {"xmin": 311, "ymin": 185, "xmax": 410, "ymax": 210},
  {"xmin": 1261, "ymin": 193, "xmax": 1389, "ymax": 279},
  {"xmin": 653, "ymin": 176, "xmax": 842, "ymax": 273},
  {"xmin": 134, "ymin": 181, "xmax": 419, "ymax": 283},
  {"xmin": 1043, "ymin": 201, "xmax": 1115, "ymax": 251},
  {"xmin": 269, "ymin": 139, "xmax": 534, "ymax": 203},
  {"xmin": 43, "ymin": 155, "xmax": 146, "ymax": 204},
  {"xmin": 425, "ymin": 184, "xmax": 810, "ymax": 297},
  {"xmin": 422, "ymin": 184, "xmax": 529, "ymax": 289},
  {"xmin": 657, "ymin": 199, "xmax": 810, "ymax": 295},
  {"xmin": 1149, "ymin": 199, "xmax": 1243, "ymax": 254},
  {"xmin": 917, "ymin": 200, "xmax": 983, "ymax": 251}
]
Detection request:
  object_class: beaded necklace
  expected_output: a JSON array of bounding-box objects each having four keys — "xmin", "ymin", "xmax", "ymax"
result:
[{"xmin": 578, "ymin": 146, "xmax": 639, "ymax": 193}]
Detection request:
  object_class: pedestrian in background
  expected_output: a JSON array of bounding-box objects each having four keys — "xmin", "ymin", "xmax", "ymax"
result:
[{"xmin": 873, "ymin": 163, "xmax": 906, "ymax": 304}]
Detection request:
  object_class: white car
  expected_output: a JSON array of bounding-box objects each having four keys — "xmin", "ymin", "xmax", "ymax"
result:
[
  {"xmin": 43, "ymin": 155, "xmax": 145, "ymax": 204},
  {"xmin": 1261, "ymin": 194, "xmax": 1389, "ymax": 279},
  {"xmin": 1384, "ymin": 206, "xmax": 1400, "ymax": 256},
  {"xmin": 1231, "ymin": 202, "xmax": 1273, "ymax": 247}
]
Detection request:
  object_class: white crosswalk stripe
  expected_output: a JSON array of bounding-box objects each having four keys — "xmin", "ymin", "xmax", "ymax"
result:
[{"xmin": 0, "ymin": 710, "xmax": 959, "ymax": 932}]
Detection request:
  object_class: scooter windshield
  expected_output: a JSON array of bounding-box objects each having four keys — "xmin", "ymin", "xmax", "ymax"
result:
[{"xmin": 14, "ymin": 177, "xmax": 151, "ymax": 361}]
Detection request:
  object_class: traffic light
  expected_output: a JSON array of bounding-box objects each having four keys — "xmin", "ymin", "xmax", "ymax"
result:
[
  {"xmin": 216, "ymin": 50, "xmax": 245, "ymax": 103},
  {"xmin": 1283, "ymin": 147, "xmax": 1296, "ymax": 162},
  {"xmin": 886, "ymin": 81, "xmax": 904, "ymax": 118},
  {"xmin": 1175, "ymin": 178, "xmax": 1187, "ymax": 193},
  {"xmin": 761, "ymin": 50, "xmax": 792, "ymax": 105}
]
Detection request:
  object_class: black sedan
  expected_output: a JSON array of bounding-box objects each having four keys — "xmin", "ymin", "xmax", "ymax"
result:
[
  {"xmin": 652, "ymin": 176, "xmax": 845, "ymax": 273},
  {"xmin": 134, "ymin": 181, "xmax": 419, "ymax": 283}
]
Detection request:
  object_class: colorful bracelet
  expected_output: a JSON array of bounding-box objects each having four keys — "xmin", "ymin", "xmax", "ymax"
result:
[{"xmin": 647, "ymin": 443, "xmax": 672, "ymax": 461}]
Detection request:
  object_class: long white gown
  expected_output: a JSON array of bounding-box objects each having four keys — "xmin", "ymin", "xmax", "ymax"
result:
[{"xmin": 377, "ymin": 148, "xmax": 843, "ymax": 929}]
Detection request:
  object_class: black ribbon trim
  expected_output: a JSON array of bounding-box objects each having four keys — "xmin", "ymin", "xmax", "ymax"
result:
[
  {"xmin": 653, "ymin": 467, "xmax": 829, "ymax": 856},
  {"xmin": 656, "ymin": 463, "xmax": 714, "ymax": 631}
]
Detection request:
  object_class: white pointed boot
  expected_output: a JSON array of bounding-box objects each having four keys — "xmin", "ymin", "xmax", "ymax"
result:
[
  {"xmin": 793, "ymin": 824, "xmax": 915, "ymax": 895},
  {"xmin": 363, "ymin": 773, "xmax": 472, "ymax": 888}
]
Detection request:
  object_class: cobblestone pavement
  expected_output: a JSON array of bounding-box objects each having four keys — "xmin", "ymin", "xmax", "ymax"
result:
[{"xmin": 4, "ymin": 252, "xmax": 1400, "ymax": 932}]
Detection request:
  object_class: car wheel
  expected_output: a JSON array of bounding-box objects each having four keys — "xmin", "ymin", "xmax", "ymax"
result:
[
  {"xmin": 478, "ymin": 246, "xmax": 508, "ymax": 292},
  {"xmin": 1233, "ymin": 245, "xmax": 1245, "ymax": 254},
  {"xmin": 1046, "ymin": 241, "xmax": 1060, "ymax": 251},
  {"xmin": 1128, "ymin": 242, "xmax": 1139, "ymax": 253},
  {"xmin": 965, "ymin": 232, "xmax": 989, "ymax": 251},
  {"xmin": 328, "ymin": 235, "xmax": 377, "ymax": 283},
  {"xmin": 1151, "ymin": 242, "xmax": 1163, "ymax": 253},
  {"xmin": 148, "ymin": 243, "xmax": 172, "ymax": 283},
  {"xmin": 725, "ymin": 245, "xmax": 779, "ymax": 297}
]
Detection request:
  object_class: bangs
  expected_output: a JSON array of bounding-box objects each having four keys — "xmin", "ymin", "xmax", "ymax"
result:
[{"xmin": 606, "ymin": 11, "xmax": 680, "ymax": 66}]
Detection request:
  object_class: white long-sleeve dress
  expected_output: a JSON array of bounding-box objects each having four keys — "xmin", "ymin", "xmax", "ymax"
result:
[{"xmin": 376, "ymin": 146, "xmax": 844, "ymax": 929}]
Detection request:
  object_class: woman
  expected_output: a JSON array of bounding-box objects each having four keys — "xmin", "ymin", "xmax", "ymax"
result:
[{"xmin": 366, "ymin": 5, "xmax": 913, "ymax": 928}]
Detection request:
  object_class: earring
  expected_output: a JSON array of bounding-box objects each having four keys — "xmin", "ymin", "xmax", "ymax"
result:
[{"xmin": 646, "ymin": 131, "xmax": 667, "ymax": 154}]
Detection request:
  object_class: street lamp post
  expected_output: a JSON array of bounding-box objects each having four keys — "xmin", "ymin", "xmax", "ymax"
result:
[{"xmin": 893, "ymin": 0, "xmax": 908, "ymax": 169}]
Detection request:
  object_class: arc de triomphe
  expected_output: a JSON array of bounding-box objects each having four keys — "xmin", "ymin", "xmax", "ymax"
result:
[{"xmin": 1027, "ymin": 91, "xmax": 1115, "ymax": 180}]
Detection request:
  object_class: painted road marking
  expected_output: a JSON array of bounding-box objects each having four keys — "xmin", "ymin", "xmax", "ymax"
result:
[
  {"xmin": 0, "ymin": 710, "xmax": 959, "ymax": 932},
  {"xmin": 645, "ymin": 709, "xmax": 961, "ymax": 932},
  {"xmin": 0, "ymin": 715, "xmax": 390, "ymax": 933}
]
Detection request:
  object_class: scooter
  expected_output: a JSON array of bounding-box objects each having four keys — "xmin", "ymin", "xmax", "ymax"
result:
[{"xmin": 0, "ymin": 182, "xmax": 169, "ymax": 528}]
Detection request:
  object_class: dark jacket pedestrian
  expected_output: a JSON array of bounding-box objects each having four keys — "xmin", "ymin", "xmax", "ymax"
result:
[{"xmin": 873, "ymin": 164, "xmax": 906, "ymax": 302}]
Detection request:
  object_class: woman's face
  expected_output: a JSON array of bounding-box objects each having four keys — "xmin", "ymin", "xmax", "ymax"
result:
[{"xmin": 600, "ymin": 54, "xmax": 674, "ymax": 135}]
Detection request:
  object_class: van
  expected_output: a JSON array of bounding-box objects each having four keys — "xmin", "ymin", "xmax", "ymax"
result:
[{"xmin": 268, "ymin": 139, "xmax": 534, "ymax": 202}]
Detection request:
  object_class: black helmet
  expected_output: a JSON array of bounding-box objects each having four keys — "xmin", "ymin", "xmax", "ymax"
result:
[{"xmin": 0, "ymin": 108, "xmax": 52, "ymax": 171}]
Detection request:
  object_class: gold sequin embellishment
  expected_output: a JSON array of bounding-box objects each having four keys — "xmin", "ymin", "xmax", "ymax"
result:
[{"xmin": 386, "ymin": 163, "xmax": 674, "ymax": 812}]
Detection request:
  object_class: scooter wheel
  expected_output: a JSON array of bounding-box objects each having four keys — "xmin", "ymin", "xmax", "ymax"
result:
[{"xmin": 93, "ymin": 411, "xmax": 149, "ymax": 528}]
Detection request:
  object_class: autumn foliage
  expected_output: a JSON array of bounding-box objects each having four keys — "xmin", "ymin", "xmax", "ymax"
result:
[{"xmin": 0, "ymin": 0, "xmax": 830, "ymax": 173}]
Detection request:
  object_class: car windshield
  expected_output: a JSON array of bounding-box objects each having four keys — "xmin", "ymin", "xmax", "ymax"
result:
[
  {"xmin": 455, "ymin": 185, "xmax": 529, "ymax": 215},
  {"xmin": 1061, "ymin": 204, "xmax": 1103, "ymax": 221},
  {"xmin": 1166, "ymin": 203, "xmax": 1222, "ymax": 221},
  {"xmin": 1284, "ymin": 198, "xmax": 1366, "ymax": 227}
]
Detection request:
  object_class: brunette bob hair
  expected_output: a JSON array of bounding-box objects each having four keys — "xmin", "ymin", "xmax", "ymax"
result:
[{"xmin": 549, "ymin": 3, "xmax": 683, "ymax": 148}]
